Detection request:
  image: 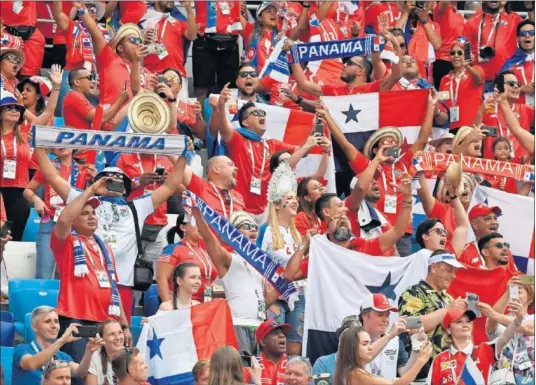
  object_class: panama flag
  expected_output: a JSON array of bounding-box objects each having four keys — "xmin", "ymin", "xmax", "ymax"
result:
[
  {"xmin": 322, "ymin": 89, "xmax": 447, "ymax": 172},
  {"xmin": 468, "ymin": 186, "xmax": 535, "ymax": 274},
  {"xmin": 303, "ymin": 235, "xmax": 430, "ymax": 363},
  {"xmin": 229, "ymin": 101, "xmax": 337, "ymax": 193},
  {"xmin": 137, "ymin": 299, "xmax": 238, "ymax": 385}
]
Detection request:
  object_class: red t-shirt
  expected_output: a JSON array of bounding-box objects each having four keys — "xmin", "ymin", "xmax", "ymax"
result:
[
  {"xmin": 439, "ymin": 67, "xmax": 486, "ymax": 130},
  {"xmin": 321, "ymin": 80, "xmax": 381, "ymax": 96},
  {"xmin": 0, "ymin": 194, "xmax": 6, "ymax": 222},
  {"xmin": 116, "ymin": 154, "xmax": 173, "ymax": 226},
  {"xmin": 510, "ymin": 61, "xmax": 535, "ymax": 105},
  {"xmin": 459, "ymin": 241, "xmax": 517, "ymax": 271},
  {"xmin": 295, "ymin": 212, "xmax": 321, "ymax": 236},
  {"xmin": 143, "ymin": 17, "xmax": 188, "ymax": 77},
  {"xmin": 63, "ymin": 90, "xmax": 93, "ymax": 130},
  {"xmin": 433, "ymin": 4, "xmax": 465, "ymax": 62},
  {"xmin": 51, "ymin": 1, "xmax": 74, "ymax": 45},
  {"xmin": 51, "ymin": 231, "xmax": 120, "ymax": 322},
  {"xmin": 430, "ymin": 343, "xmax": 498, "ymax": 385},
  {"xmin": 225, "ymin": 132, "xmax": 296, "ymax": 214},
  {"xmin": 1, "ymin": 1, "xmax": 37, "ymax": 26},
  {"xmin": 95, "ymin": 45, "xmax": 133, "ymax": 106},
  {"xmin": 484, "ymin": 174, "xmax": 517, "ymax": 194},
  {"xmin": 482, "ymin": 104, "xmax": 535, "ymax": 161},
  {"xmin": 119, "ymin": 1, "xmax": 147, "ymax": 25},
  {"xmin": 0, "ymin": 132, "xmax": 31, "ymax": 188},
  {"xmin": 363, "ymin": 1, "xmax": 399, "ymax": 33},
  {"xmin": 243, "ymin": 353, "xmax": 287, "ymax": 385},
  {"xmin": 187, "ymin": 174, "xmax": 245, "ymax": 218},
  {"xmin": 463, "ymin": 11, "xmax": 523, "ymax": 81},
  {"xmin": 158, "ymin": 241, "xmax": 217, "ymax": 303}
]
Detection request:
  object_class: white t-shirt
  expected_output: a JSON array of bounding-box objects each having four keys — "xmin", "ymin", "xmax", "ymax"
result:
[
  {"xmin": 366, "ymin": 336, "xmax": 399, "ymax": 381},
  {"xmin": 67, "ymin": 188, "xmax": 154, "ymax": 286},
  {"xmin": 88, "ymin": 349, "xmax": 114, "ymax": 385},
  {"xmin": 220, "ymin": 252, "xmax": 265, "ymax": 327}
]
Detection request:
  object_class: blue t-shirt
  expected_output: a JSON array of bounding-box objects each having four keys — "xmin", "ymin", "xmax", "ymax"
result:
[
  {"xmin": 12, "ymin": 340, "xmax": 73, "ymax": 385},
  {"xmin": 312, "ymin": 352, "xmax": 337, "ymax": 383}
]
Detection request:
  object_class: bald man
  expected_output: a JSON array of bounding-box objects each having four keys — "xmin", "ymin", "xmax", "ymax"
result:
[{"xmin": 183, "ymin": 156, "xmax": 245, "ymax": 218}]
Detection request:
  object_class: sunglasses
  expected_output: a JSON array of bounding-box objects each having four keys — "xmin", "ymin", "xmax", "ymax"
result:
[
  {"xmin": 400, "ymin": 58, "xmax": 417, "ymax": 64},
  {"xmin": 505, "ymin": 80, "xmax": 521, "ymax": 88},
  {"xmin": 519, "ymin": 30, "xmax": 535, "ymax": 37},
  {"xmin": 1, "ymin": 53, "xmax": 22, "ymax": 65},
  {"xmin": 244, "ymin": 109, "xmax": 266, "ymax": 119},
  {"xmin": 3, "ymin": 105, "xmax": 20, "ymax": 112},
  {"xmin": 493, "ymin": 242, "xmax": 510, "ymax": 249},
  {"xmin": 237, "ymin": 222, "xmax": 258, "ymax": 231},
  {"xmin": 126, "ymin": 36, "xmax": 143, "ymax": 45},
  {"xmin": 428, "ymin": 228, "xmax": 448, "ymax": 237},
  {"xmin": 77, "ymin": 75, "xmax": 93, "ymax": 82},
  {"xmin": 344, "ymin": 60, "xmax": 362, "ymax": 68},
  {"xmin": 238, "ymin": 71, "xmax": 258, "ymax": 78},
  {"xmin": 450, "ymin": 50, "xmax": 464, "ymax": 56},
  {"xmin": 43, "ymin": 360, "xmax": 70, "ymax": 378},
  {"xmin": 399, "ymin": 43, "xmax": 406, "ymax": 49}
]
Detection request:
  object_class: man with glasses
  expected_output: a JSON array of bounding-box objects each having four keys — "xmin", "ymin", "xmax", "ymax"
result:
[
  {"xmin": 398, "ymin": 250, "xmax": 467, "ymax": 379},
  {"xmin": 478, "ymin": 232, "xmax": 512, "ymax": 269},
  {"xmin": 111, "ymin": 347, "xmax": 149, "ymax": 385}
]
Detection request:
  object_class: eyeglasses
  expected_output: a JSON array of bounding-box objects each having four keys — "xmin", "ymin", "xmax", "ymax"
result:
[
  {"xmin": 244, "ymin": 109, "xmax": 266, "ymax": 119},
  {"xmin": 126, "ymin": 36, "xmax": 143, "ymax": 45},
  {"xmin": 427, "ymin": 228, "xmax": 448, "ymax": 237},
  {"xmin": 238, "ymin": 71, "xmax": 258, "ymax": 78},
  {"xmin": 493, "ymin": 242, "xmax": 510, "ymax": 250},
  {"xmin": 519, "ymin": 30, "xmax": 535, "ymax": 37},
  {"xmin": 450, "ymin": 50, "xmax": 464, "ymax": 56},
  {"xmin": 505, "ymin": 80, "xmax": 521, "ymax": 88},
  {"xmin": 77, "ymin": 75, "xmax": 93, "ymax": 82},
  {"xmin": 237, "ymin": 222, "xmax": 258, "ymax": 231},
  {"xmin": 1, "ymin": 53, "xmax": 22, "ymax": 64},
  {"xmin": 3, "ymin": 105, "xmax": 20, "ymax": 112},
  {"xmin": 400, "ymin": 57, "xmax": 417, "ymax": 64},
  {"xmin": 43, "ymin": 360, "xmax": 70, "ymax": 379}
]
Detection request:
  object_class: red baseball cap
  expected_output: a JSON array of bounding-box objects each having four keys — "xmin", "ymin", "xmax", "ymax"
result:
[
  {"xmin": 468, "ymin": 203, "xmax": 502, "ymax": 222},
  {"xmin": 86, "ymin": 197, "xmax": 100, "ymax": 209},
  {"xmin": 442, "ymin": 307, "xmax": 476, "ymax": 330},
  {"xmin": 255, "ymin": 320, "xmax": 291, "ymax": 343},
  {"xmin": 360, "ymin": 293, "xmax": 398, "ymax": 313}
]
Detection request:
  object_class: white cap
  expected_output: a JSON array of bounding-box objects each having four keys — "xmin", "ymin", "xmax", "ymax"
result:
[{"xmin": 428, "ymin": 253, "xmax": 465, "ymax": 269}]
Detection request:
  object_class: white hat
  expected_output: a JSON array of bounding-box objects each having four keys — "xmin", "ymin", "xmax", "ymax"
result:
[
  {"xmin": 268, "ymin": 161, "xmax": 297, "ymax": 204},
  {"xmin": 428, "ymin": 253, "xmax": 465, "ymax": 269},
  {"xmin": 257, "ymin": 1, "xmax": 280, "ymax": 17},
  {"xmin": 127, "ymin": 92, "xmax": 171, "ymax": 134},
  {"xmin": 429, "ymin": 132, "xmax": 455, "ymax": 149}
]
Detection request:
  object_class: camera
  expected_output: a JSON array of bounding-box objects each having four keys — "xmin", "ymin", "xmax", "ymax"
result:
[
  {"xmin": 479, "ymin": 46, "xmax": 495, "ymax": 60},
  {"xmin": 415, "ymin": 1, "xmax": 426, "ymax": 9}
]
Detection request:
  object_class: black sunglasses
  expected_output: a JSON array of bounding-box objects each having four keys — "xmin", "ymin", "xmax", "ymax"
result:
[
  {"xmin": 1, "ymin": 53, "xmax": 22, "ymax": 64},
  {"xmin": 493, "ymin": 242, "xmax": 510, "ymax": 249},
  {"xmin": 427, "ymin": 228, "xmax": 448, "ymax": 237},
  {"xmin": 505, "ymin": 80, "xmax": 521, "ymax": 88},
  {"xmin": 238, "ymin": 71, "xmax": 258, "ymax": 78},
  {"xmin": 77, "ymin": 75, "xmax": 93, "ymax": 82},
  {"xmin": 450, "ymin": 50, "xmax": 463, "ymax": 56},
  {"xmin": 3, "ymin": 105, "xmax": 21, "ymax": 112},
  {"xmin": 344, "ymin": 60, "xmax": 362, "ymax": 68}
]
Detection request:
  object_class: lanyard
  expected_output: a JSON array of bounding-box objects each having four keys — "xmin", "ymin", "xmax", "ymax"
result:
[
  {"xmin": 477, "ymin": 12, "xmax": 501, "ymax": 53},
  {"xmin": 247, "ymin": 140, "xmax": 268, "ymax": 180},
  {"xmin": 136, "ymin": 153, "xmax": 157, "ymax": 174},
  {"xmin": 379, "ymin": 163, "xmax": 407, "ymax": 195},
  {"xmin": 31, "ymin": 341, "xmax": 59, "ymax": 372},
  {"xmin": 210, "ymin": 182, "xmax": 233, "ymax": 218},
  {"xmin": 1, "ymin": 134, "xmax": 17, "ymax": 160},
  {"xmin": 184, "ymin": 241, "xmax": 212, "ymax": 281},
  {"xmin": 82, "ymin": 238, "xmax": 105, "ymax": 268},
  {"xmin": 449, "ymin": 71, "xmax": 465, "ymax": 105}
]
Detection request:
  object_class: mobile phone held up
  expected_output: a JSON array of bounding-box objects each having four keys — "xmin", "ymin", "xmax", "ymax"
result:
[
  {"xmin": 73, "ymin": 325, "xmax": 99, "ymax": 339},
  {"xmin": 107, "ymin": 179, "xmax": 124, "ymax": 194},
  {"xmin": 241, "ymin": 355, "xmax": 252, "ymax": 368},
  {"xmin": 463, "ymin": 42, "xmax": 472, "ymax": 62},
  {"xmin": 313, "ymin": 115, "xmax": 324, "ymax": 136},
  {"xmin": 482, "ymin": 125, "xmax": 498, "ymax": 137},
  {"xmin": 156, "ymin": 166, "xmax": 165, "ymax": 176},
  {"xmin": 405, "ymin": 316, "xmax": 422, "ymax": 330},
  {"xmin": 386, "ymin": 147, "xmax": 400, "ymax": 159}
]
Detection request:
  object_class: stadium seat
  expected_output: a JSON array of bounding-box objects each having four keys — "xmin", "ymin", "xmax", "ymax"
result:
[
  {"xmin": 143, "ymin": 284, "xmax": 159, "ymax": 318},
  {"xmin": 23, "ymin": 313, "xmax": 36, "ymax": 343},
  {"xmin": 8, "ymin": 279, "xmax": 60, "ymax": 335},
  {"xmin": 0, "ymin": 346, "xmax": 13, "ymax": 385},
  {"xmin": 54, "ymin": 117, "xmax": 65, "ymax": 127},
  {"xmin": 0, "ymin": 311, "xmax": 13, "ymax": 324},
  {"xmin": 131, "ymin": 316, "xmax": 143, "ymax": 345},
  {"xmin": 0, "ymin": 243, "xmax": 38, "ymax": 295},
  {"xmin": 0, "ymin": 322, "xmax": 15, "ymax": 347},
  {"xmin": 22, "ymin": 209, "xmax": 41, "ymax": 242}
]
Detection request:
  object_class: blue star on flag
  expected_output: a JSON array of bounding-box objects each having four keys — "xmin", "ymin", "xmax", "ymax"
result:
[
  {"xmin": 365, "ymin": 272, "xmax": 402, "ymax": 300},
  {"xmin": 147, "ymin": 328, "xmax": 165, "ymax": 360},
  {"xmin": 341, "ymin": 104, "xmax": 361, "ymax": 124}
]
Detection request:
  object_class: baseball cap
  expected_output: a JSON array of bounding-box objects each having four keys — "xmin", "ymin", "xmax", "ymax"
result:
[
  {"xmin": 87, "ymin": 197, "xmax": 100, "ymax": 209},
  {"xmin": 360, "ymin": 293, "xmax": 398, "ymax": 313},
  {"xmin": 442, "ymin": 307, "xmax": 476, "ymax": 329},
  {"xmin": 428, "ymin": 253, "xmax": 465, "ymax": 269},
  {"xmin": 255, "ymin": 320, "xmax": 290, "ymax": 343},
  {"xmin": 468, "ymin": 203, "xmax": 502, "ymax": 222}
]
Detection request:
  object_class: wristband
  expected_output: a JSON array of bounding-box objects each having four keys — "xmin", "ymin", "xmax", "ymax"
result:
[
  {"xmin": 167, "ymin": 97, "xmax": 177, "ymax": 103},
  {"xmin": 295, "ymin": 96, "xmax": 303, "ymax": 105},
  {"xmin": 420, "ymin": 19, "xmax": 429, "ymax": 25},
  {"xmin": 78, "ymin": 7, "xmax": 88, "ymax": 17}
]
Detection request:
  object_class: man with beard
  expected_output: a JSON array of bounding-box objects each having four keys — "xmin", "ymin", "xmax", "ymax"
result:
[
  {"xmin": 283, "ymin": 32, "xmax": 402, "ymax": 96},
  {"xmin": 463, "ymin": 1, "xmax": 522, "ymax": 86},
  {"xmin": 282, "ymin": 177, "xmax": 413, "ymax": 281},
  {"xmin": 243, "ymin": 320, "xmax": 290, "ymax": 385},
  {"xmin": 478, "ymin": 232, "xmax": 512, "ymax": 269}
]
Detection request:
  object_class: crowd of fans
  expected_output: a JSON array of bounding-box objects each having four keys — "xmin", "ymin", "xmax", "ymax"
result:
[{"xmin": 0, "ymin": 1, "xmax": 534, "ymax": 385}]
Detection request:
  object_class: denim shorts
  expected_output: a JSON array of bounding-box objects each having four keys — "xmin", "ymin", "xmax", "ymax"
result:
[{"xmin": 267, "ymin": 295, "xmax": 306, "ymax": 343}]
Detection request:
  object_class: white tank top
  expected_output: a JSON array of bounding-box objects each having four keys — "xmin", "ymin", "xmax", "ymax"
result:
[{"xmin": 221, "ymin": 252, "xmax": 265, "ymax": 327}]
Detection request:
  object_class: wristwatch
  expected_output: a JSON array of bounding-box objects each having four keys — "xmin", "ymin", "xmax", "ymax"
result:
[
  {"xmin": 121, "ymin": 324, "xmax": 130, "ymax": 331},
  {"xmin": 167, "ymin": 97, "xmax": 177, "ymax": 103},
  {"xmin": 295, "ymin": 96, "xmax": 303, "ymax": 105},
  {"xmin": 420, "ymin": 19, "xmax": 429, "ymax": 25}
]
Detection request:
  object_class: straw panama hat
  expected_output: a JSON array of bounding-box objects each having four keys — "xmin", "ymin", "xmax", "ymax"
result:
[
  {"xmin": 453, "ymin": 126, "xmax": 474, "ymax": 151},
  {"xmin": 429, "ymin": 132, "xmax": 455, "ymax": 149},
  {"xmin": 435, "ymin": 172, "xmax": 477, "ymax": 203},
  {"xmin": 444, "ymin": 155, "xmax": 463, "ymax": 196},
  {"xmin": 109, "ymin": 23, "xmax": 143, "ymax": 51},
  {"xmin": 363, "ymin": 126, "xmax": 403, "ymax": 159},
  {"xmin": 127, "ymin": 92, "xmax": 171, "ymax": 134},
  {"xmin": 70, "ymin": 1, "xmax": 106, "ymax": 20}
]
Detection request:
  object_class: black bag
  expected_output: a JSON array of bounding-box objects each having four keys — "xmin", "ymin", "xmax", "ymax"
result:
[
  {"xmin": 5, "ymin": 25, "xmax": 36, "ymax": 40},
  {"xmin": 141, "ymin": 224, "xmax": 163, "ymax": 243},
  {"xmin": 204, "ymin": 33, "xmax": 238, "ymax": 52},
  {"xmin": 127, "ymin": 202, "xmax": 154, "ymax": 292}
]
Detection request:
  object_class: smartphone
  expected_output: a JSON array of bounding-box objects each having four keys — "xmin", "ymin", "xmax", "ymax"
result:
[
  {"xmin": 518, "ymin": 275, "xmax": 535, "ymax": 285},
  {"xmin": 158, "ymin": 75, "xmax": 168, "ymax": 84},
  {"xmin": 386, "ymin": 147, "xmax": 400, "ymax": 158},
  {"xmin": 73, "ymin": 325, "xmax": 99, "ymax": 339},
  {"xmin": 406, "ymin": 316, "xmax": 422, "ymax": 329},
  {"xmin": 155, "ymin": 166, "xmax": 165, "ymax": 176},
  {"xmin": 146, "ymin": 43, "xmax": 159, "ymax": 55},
  {"xmin": 496, "ymin": 75, "xmax": 505, "ymax": 94},
  {"xmin": 107, "ymin": 179, "xmax": 125, "ymax": 194},
  {"xmin": 509, "ymin": 285, "xmax": 520, "ymax": 301},
  {"xmin": 482, "ymin": 125, "xmax": 498, "ymax": 137},
  {"xmin": 410, "ymin": 333, "xmax": 424, "ymax": 351},
  {"xmin": 241, "ymin": 355, "xmax": 252, "ymax": 368},
  {"xmin": 464, "ymin": 42, "xmax": 472, "ymax": 61},
  {"xmin": 436, "ymin": 91, "xmax": 450, "ymax": 101},
  {"xmin": 313, "ymin": 374, "xmax": 331, "ymax": 385},
  {"xmin": 313, "ymin": 115, "xmax": 324, "ymax": 136},
  {"xmin": 0, "ymin": 221, "xmax": 13, "ymax": 238},
  {"xmin": 466, "ymin": 292, "xmax": 481, "ymax": 317}
]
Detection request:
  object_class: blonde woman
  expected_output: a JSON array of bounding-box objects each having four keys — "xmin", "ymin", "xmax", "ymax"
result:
[{"xmin": 257, "ymin": 161, "xmax": 304, "ymax": 356}]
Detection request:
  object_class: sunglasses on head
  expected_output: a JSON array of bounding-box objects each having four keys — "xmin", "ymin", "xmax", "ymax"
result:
[
  {"xmin": 519, "ymin": 30, "xmax": 535, "ymax": 37},
  {"xmin": 244, "ymin": 109, "xmax": 266, "ymax": 119},
  {"xmin": 237, "ymin": 222, "xmax": 258, "ymax": 231},
  {"xmin": 450, "ymin": 50, "xmax": 464, "ymax": 56},
  {"xmin": 3, "ymin": 105, "xmax": 20, "ymax": 112},
  {"xmin": 126, "ymin": 36, "xmax": 143, "ymax": 45},
  {"xmin": 505, "ymin": 80, "xmax": 521, "ymax": 88},
  {"xmin": 493, "ymin": 242, "xmax": 510, "ymax": 249},
  {"xmin": 238, "ymin": 71, "xmax": 258, "ymax": 78},
  {"xmin": 1, "ymin": 53, "xmax": 22, "ymax": 64}
]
